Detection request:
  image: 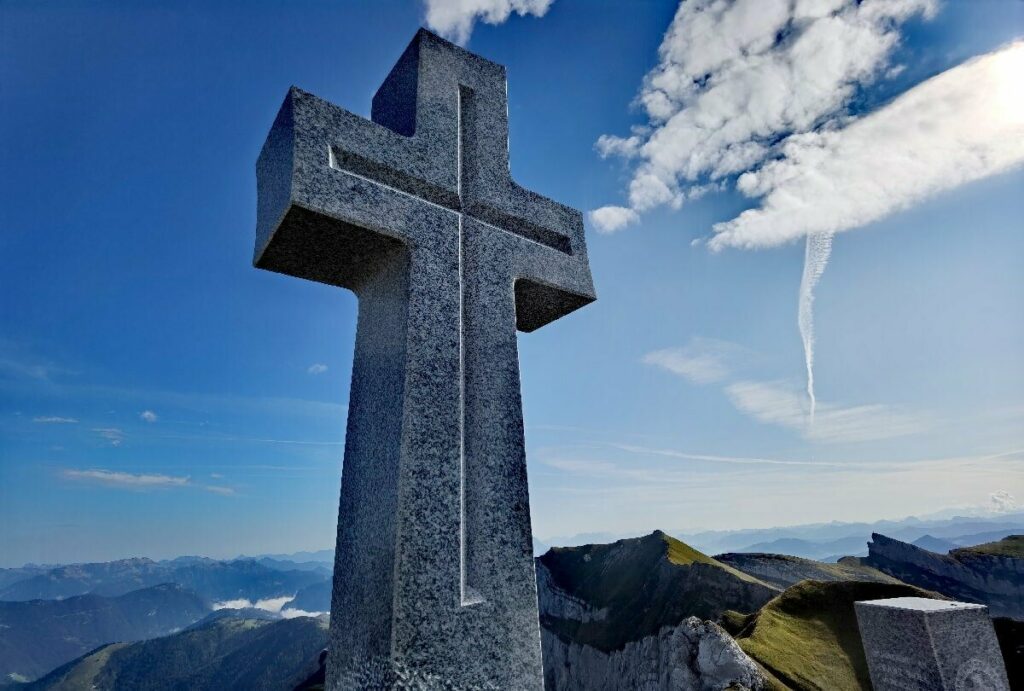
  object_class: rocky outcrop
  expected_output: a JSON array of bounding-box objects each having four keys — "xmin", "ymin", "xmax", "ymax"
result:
[
  {"xmin": 862, "ymin": 533, "xmax": 1024, "ymax": 619},
  {"xmin": 536, "ymin": 531, "xmax": 776, "ymax": 690},
  {"xmin": 542, "ymin": 617, "xmax": 766, "ymax": 691},
  {"xmin": 537, "ymin": 532, "xmax": 778, "ymax": 652}
]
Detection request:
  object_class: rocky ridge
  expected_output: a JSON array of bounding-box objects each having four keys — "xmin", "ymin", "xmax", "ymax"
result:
[{"xmin": 861, "ymin": 533, "xmax": 1024, "ymax": 618}]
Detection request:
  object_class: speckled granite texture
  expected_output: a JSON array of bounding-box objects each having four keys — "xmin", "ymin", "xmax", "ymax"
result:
[
  {"xmin": 253, "ymin": 29, "xmax": 595, "ymax": 690},
  {"xmin": 855, "ymin": 597, "xmax": 1010, "ymax": 690}
]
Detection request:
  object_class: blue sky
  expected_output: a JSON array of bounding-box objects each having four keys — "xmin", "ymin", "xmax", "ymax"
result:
[{"xmin": 1, "ymin": 0, "xmax": 1022, "ymax": 566}]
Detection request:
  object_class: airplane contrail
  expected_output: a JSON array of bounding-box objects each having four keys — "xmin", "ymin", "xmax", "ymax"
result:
[{"xmin": 798, "ymin": 231, "xmax": 834, "ymax": 420}]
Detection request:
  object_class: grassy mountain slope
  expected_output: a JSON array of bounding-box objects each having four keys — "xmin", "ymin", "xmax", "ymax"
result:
[
  {"xmin": 954, "ymin": 534, "xmax": 1024, "ymax": 558},
  {"xmin": 715, "ymin": 553, "xmax": 903, "ymax": 590},
  {"xmin": 538, "ymin": 530, "xmax": 778, "ymax": 651},
  {"xmin": 24, "ymin": 616, "xmax": 327, "ymax": 691},
  {"xmin": 284, "ymin": 580, "xmax": 331, "ymax": 613},
  {"xmin": 0, "ymin": 583, "xmax": 208, "ymax": 683},
  {"xmin": 724, "ymin": 581, "xmax": 943, "ymax": 691}
]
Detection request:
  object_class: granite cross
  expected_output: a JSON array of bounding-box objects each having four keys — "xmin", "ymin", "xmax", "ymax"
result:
[{"xmin": 253, "ymin": 30, "xmax": 595, "ymax": 689}]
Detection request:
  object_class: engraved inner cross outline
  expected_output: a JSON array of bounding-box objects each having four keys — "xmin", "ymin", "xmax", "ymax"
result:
[
  {"xmin": 326, "ymin": 84, "xmax": 569, "ymax": 605},
  {"xmin": 253, "ymin": 29, "xmax": 594, "ymax": 688}
]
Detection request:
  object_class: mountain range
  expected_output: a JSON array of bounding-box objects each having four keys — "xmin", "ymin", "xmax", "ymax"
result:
[
  {"xmin": 0, "ymin": 557, "xmax": 325, "ymax": 603},
  {"xmin": 545, "ymin": 512, "xmax": 1024, "ymax": 561},
  {"xmin": 2, "ymin": 526, "xmax": 1020, "ymax": 689}
]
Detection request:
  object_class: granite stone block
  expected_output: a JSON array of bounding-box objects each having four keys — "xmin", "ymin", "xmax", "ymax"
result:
[
  {"xmin": 253, "ymin": 29, "xmax": 595, "ymax": 689},
  {"xmin": 855, "ymin": 597, "xmax": 1010, "ymax": 690}
]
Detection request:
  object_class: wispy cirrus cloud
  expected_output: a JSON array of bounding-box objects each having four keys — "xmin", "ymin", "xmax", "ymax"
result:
[
  {"xmin": 63, "ymin": 468, "xmax": 189, "ymax": 488},
  {"xmin": 642, "ymin": 337, "xmax": 750, "ymax": 385},
  {"xmin": 62, "ymin": 468, "xmax": 238, "ymax": 496},
  {"xmin": 33, "ymin": 416, "xmax": 78, "ymax": 424},
  {"xmin": 422, "ymin": 0, "xmax": 554, "ymax": 45},
  {"xmin": 646, "ymin": 337, "xmax": 930, "ymax": 443},
  {"xmin": 306, "ymin": 363, "xmax": 328, "ymax": 375},
  {"xmin": 611, "ymin": 443, "xmax": 849, "ymax": 468},
  {"xmin": 92, "ymin": 427, "xmax": 125, "ymax": 447},
  {"xmin": 202, "ymin": 484, "xmax": 237, "ymax": 496},
  {"xmin": 533, "ymin": 444, "xmax": 1024, "ymax": 537},
  {"xmin": 725, "ymin": 379, "xmax": 931, "ymax": 443}
]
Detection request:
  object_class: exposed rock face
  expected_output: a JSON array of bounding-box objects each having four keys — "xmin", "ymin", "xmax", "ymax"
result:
[
  {"xmin": 536, "ymin": 532, "xmax": 775, "ymax": 690},
  {"xmin": 862, "ymin": 533, "xmax": 1024, "ymax": 619},
  {"xmin": 715, "ymin": 552, "xmax": 900, "ymax": 590},
  {"xmin": 537, "ymin": 532, "xmax": 778, "ymax": 652},
  {"xmin": 542, "ymin": 618, "xmax": 766, "ymax": 691}
]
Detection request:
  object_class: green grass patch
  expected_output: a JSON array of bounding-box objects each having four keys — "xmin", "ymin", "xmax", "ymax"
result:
[
  {"xmin": 735, "ymin": 581, "xmax": 942, "ymax": 691},
  {"xmin": 954, "ymin": 535, "xmax": 1024, "ymax": 559}
]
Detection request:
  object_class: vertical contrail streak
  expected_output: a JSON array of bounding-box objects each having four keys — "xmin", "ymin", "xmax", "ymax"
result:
[{"xmin": 798, "ymin": 231, "xmax": 833, "ymax": 421}]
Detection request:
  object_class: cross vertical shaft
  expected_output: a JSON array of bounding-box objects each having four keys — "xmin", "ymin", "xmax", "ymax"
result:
[{"xmin": 253, "ymin": 29, "xmax": 595, "ymax": 689}]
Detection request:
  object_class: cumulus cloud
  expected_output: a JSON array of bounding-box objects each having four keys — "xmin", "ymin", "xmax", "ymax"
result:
[
  {"xmin": 63, "ymin": 468, "xmax": 190, "ymax": 488},
  {"xmin": 33, "ymin": 416, "xmax": 77, "ymax": 424},
  {"xmin": 307, "ymin": 363, "xmax": 328, "ymax": 375},
  {"xmin": 213, "ymin": 595, "xmax": 326, "ymax": 618},
  {"xmin": 589, "ymin": 206, "xmax": 639, "ymax": 234},
  {"xmin": 422, "ymin": 0, "xmax": 554, "ymax": 45},
  {"xmin": 139, "ymin": 410, "xmax": 158, "ymax": 423},
  {"xmin": 591, "ymin": 0, "xmax": 936, "ymax": 232},
  {"xmin": 643, "ymin": 337, "xmax": 747, "ymax": 384},
  {"xmin": 725, "ymin": 379, "xmax": 930, "ymax": 443},
  {"xmin": 709, "ymin": 41, "xmax": 1024, "ymax": 249},
  {"xmin": 990, "ymin": 490, "xmax": 1017, "ymax": 514}
]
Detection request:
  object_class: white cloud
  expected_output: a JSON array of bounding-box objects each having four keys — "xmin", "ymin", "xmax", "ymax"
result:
[
  {"xmin": 92, "ymin": 427, "xmax": 125, "ymax": 447},
  {"xmin": 724, "ymin": 379, "xmax": 931, "ymax": 443},
  {"xmin": 613, "ymin": 443, "xmax": 849, "ymax": 468},
  {"xmin": 422, "ymin": 0, "xmax": 554, "ymax": 45},
  {"xmin": 139, "ymin": 410, "xmax": 158, "ymax": 423},
  {"xmin": 33, "ymin": 416, "xmax": 77, "ymax": 424},
  {"xmin": 62, "ymin": 468, "xmax": 237, "ymax": 497},
  {"xmin": 63, "ymin": 468, "xmax": 190, "ymax": 488},
  {"xmin": 710, "ymin": 41, "xmax": 1024, "ymax": 249},
  {"xmin": 213, "ymin": 595, "xmax": 325, "ymax": 618},
  {"xmin": 593, "ymin": 1, "xmax": 1023, "ymax": 421},
  {"xmin": 595, "ymin": 0, "xmax": 936, "ymax": 221},
  {"xmin": 990, "ymin": 490, "xmax": 1017, "ymax": 514},
  {"xmin": 642, "ymin": 337, "xmax": 747, "ymax": 384},
  {"xmin": 279, "ymin": 607, "xmax": 325, "ymax": 619},
  {"xmin": 797, "ymin": 231, "xmax": 833, "ymax": 418},
  {"xmin": 307, "ymin": 363, "xmax": 328, "ymax": 375},
  {"xmin": 709, "ymin": 41, "xmax": 1024, "ymax": 414},
  {"xmin": 590, "ymin": 206, "xmax": 639, "ymax": 234}
]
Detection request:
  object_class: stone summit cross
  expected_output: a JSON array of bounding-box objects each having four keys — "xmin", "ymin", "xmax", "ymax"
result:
[{"xmin": 253, "ymin": 30, "xmax": 595, "ymax": 689}]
